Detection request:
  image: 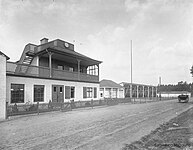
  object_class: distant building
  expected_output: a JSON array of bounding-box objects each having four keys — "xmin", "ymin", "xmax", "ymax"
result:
[
  {"xmin": 120, "ymin": 82, "xmax": 157, "ymax": 98},
  {"xmin": 100, "ymin": 79, "xmax": 124, "ymax": 99},
  {"xmin": 157, "ymin": 91, "xmax": 191, "ymax": 98}
]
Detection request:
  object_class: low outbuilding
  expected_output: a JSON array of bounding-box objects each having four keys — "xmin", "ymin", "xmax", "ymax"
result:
[
  {"xmin": 100, "ymin": 79, "xmax": 124, "ymax": 99},
  {"xmin": 157, "ymin": 91, "xmax": 191, "ymax": 98}
]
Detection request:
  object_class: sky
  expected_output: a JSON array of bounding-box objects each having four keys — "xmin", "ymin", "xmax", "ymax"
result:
[{"xmin": 1, "ymin": 0, "xmax": 193, "ymax": 86}]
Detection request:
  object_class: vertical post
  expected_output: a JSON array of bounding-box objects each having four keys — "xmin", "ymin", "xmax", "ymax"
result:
[
  {"xmin": 130, "ymin": 40, "xmax": 133, "ymax": 102},
  {"xmin": 97, "ymin": 64, "xmax": 99, "ymax": 79},
  {"xmin": 0, "ymin": 54, "xmax": 7, "ymax": 120},
  {"xmin": 137, "ymin": 85, "xmax": 139, "ymax": 99},
  {"xmin": 77, "ymin": 59, "xmax": 81, "ymax": 80},
  {"xmin": 156, "ymin": 87, "xmax": 158, "ymax": 100},
  {"xmin": 159, "ymin": 76, "xmax": 161, "ymax": 100},
  {"xmin": 37, "ymin": 101, "xmax": 39, "ymax": 115},
  {"xmin": 148, "ymin": 87, "xmax": 149, "ymax": 98},
  {"xmin": 48, "ymin": 52, "xmax": 53, "ymax": 78},
  {"xmin": 151, "ymin": 86, "xmax": 154, "ymax": 99},
  {"xmin": 130, "ymin": 84, "xmax": 132, "ymax": 98},
  {"xmin": 142, "ymin": 86, "xmax": 145, "ymax": 98}
]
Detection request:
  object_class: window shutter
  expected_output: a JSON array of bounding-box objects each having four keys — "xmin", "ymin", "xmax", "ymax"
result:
[
  {"xmin": 65, "ymin": 86, "xmax": 70, "ymax": 99},
  {"xmin": 83, "ymin": 87, "xmax": 87, "ymax": 98},
  {"xmin": 94, "ymin": 87, "xmax": 97, "ymax": 98}
]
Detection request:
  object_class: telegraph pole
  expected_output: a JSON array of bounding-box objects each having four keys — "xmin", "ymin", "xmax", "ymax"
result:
[{"xmin": 130, "ymin": 40, "xmax": 133, "ymax": 102}]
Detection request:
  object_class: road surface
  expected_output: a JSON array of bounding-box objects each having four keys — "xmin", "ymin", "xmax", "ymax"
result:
[{"xmin": 0, "ymin": 99, "xmax": 192, "ymax": 150}]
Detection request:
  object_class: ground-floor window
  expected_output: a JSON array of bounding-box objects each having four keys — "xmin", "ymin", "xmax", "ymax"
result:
[
  {"xmin": 34, "ymin": 85, "xmax": 44, "ymax": 102},
  {"xmin": 87, "ymin": 87, "xmax": 93, "ymax": 98},
  {"xmin": 65, "ymin": 86, "xmax": 75, "ymax": 99},
  {"xmin": 11, "ymin": 84, "xmax": 24, "ymax": 103},
  {"xmin": 112, "ymin": 88, "xmax": 118, "ymax": 98},
  {"xmin": 83, "ymin": 87, "xmax": 97, "ymax": 98}
]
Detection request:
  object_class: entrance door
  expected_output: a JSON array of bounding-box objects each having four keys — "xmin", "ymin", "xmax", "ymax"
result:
[{"xmin": 52, "ymin": 85, "xmax": 64, "ymax": 103}]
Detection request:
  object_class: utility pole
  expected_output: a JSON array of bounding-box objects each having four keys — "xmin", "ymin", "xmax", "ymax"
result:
[{"xmin": 130, "ymin": 40, "xmax": 133, "ymax": 102}]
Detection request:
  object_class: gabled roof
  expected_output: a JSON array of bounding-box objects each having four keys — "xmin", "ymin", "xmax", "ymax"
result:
[
  {"xmin": 100, "ymin": 79, "xmax": 123, "ymax": 88},
  {"xmin": 0, "ymin": 51, "xmax": 10, "ymax": 60}
]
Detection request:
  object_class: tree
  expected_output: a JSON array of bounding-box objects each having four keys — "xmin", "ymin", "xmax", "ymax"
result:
[{"xmin": 190, "ymin": 66, "xmax": 193, "ymax": 77}]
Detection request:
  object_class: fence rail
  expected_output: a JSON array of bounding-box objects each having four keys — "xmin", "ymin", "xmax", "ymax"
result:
[{"xmin": 6, "ymin": 97, "xmax": 176, "ymax": 118}]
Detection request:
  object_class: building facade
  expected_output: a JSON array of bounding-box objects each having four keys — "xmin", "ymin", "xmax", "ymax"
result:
[
  {"xmin": 120, "ymin": 82, "xmax": 157, "ymax": 98},
  {"xmin": 100, "ymin": 79, "xmax": 124, "ymax": 99},
  {"xmin": 6, "ymin": 38, "xmax": 102, "ymax": 105}
]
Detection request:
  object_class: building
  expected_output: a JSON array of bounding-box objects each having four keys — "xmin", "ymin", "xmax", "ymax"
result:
[
  {"xmin": 157, "ymin": 91, "xmax": 191, "ymax": 98},
  {"xmin": 120, "ymin": 82, "xmax": 157, "ymax": 98},
  {"xmin": 5, "ymin": 38, "xmax": 102, "ymax": 107},
  {"xmin": 100, "ymin": 79, "xmax": 124, "ymax": 99}
]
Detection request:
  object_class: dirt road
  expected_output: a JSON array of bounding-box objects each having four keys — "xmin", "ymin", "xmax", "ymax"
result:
[{"xmin": 0, "ymin": 99, "xmax": 192, "ymax": 150}]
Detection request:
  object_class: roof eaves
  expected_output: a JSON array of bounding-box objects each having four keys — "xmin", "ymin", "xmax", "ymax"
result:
[{"xmin": 0, "ymin": 51, "xmax": 10, "ymax": 60}]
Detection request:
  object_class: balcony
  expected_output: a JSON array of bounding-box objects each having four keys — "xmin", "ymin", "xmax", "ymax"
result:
[{"xmin": 6, "ymin": 62, "xmax": 99, "ymax": 83}]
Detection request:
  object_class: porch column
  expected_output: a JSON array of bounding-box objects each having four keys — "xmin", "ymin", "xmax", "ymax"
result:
[
  {"xmin": 142, "ymin": 86, "xmax": 145, "ymax": 98},
  {"xmin": 130, "ymin": 84, "xmax": 132, "ymax": 98},
  {"xmin": 103, "ymin": 87, "xmax": 105, "ymax": 98},
  {"xmin": 97, "ymin": 64, "xmax": 99, "ymax": 78},
  {"xmin": 152, "ymin": 87, "xmax": 154, "ymax": 97},
  {"xmin": 77, "ymin": 59, "xmax": 81, "ymax": 80},
  {"xmin": 156, "ymin": 87, "xmax": 158, "ymax": 98},
  {"xmin": 137, "ymin": 85, "xmax": 139, "ymax": 98},
  {"xmin": 147, "ymin": 86, "xmax": 149, "ymax": 98},
  {"xmin": 117, "ymin": 88, "xmax": 119, "ymax": 98},
  {"xmin": 48, "ymin": 52, "xmax": 53, "ymax": 78}
]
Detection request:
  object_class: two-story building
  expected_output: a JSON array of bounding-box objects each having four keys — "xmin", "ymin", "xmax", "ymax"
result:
[{"xmin": 5, "ymin": 38, "xmax": 102, "ymax": 105}]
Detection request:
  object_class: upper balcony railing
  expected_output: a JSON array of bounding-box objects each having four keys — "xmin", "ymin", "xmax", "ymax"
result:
[{"xmin": 6, "ymin": 62, "xmax": 99, "ymax": 83}]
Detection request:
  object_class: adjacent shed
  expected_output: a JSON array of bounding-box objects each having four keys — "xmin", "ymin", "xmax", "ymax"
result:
[{"xmin": 100, "ymin": 79, "xmax": 124, "ymax": 99}]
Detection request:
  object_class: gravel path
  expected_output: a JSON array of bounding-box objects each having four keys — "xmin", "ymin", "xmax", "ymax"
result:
[{"xmin": 0, "ymin": 99, "xmax": 192, "ymax": 150}]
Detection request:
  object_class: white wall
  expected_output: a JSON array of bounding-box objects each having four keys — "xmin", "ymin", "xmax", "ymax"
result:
[
  {"xmin": 0, "ymin": 55, "xmax": 6, "ymax": 120},
  {"xmin": 157, "ymin": 93, "xmax": 191, "ymax": 98},
  {"xmin": 99, "ymin": 87, "xmax": 125, "ymax": 99},
  {"xmin": 6, "ymin": 75, "xmax": 99, "ymax": 104}
]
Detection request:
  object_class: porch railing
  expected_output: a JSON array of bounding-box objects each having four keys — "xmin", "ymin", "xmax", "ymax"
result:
[{"xmin": 6, "ymin": 62, "xmax": 99, "ymax": 82}]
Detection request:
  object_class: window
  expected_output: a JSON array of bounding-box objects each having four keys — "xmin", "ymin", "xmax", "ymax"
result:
[
  {"xmin": 58, "ymin": 65, "xmax": 63, "ymax": 70},
  {"xmin": 60, "ymin": 87, "xmax": 63, "ymax": 93},
  {"xmin": 71, "ymin": 87, "xmax": 75, "ymax": 98},
  {"xmin": 87, "ymin": 65, "xmax": 98, "ymax": 76},
  {"xmin": 112, "ymin": 88, "xmax": 118, "ymax": 98},
  {"xmin": 83, "ymin": 87, "xmax": 96, "ymax": 98},
  {"xmin": 87, "ymin": 87, "xmax": 93, "ymax": 98},
  {"xmin": 54, "ymin": 87, "xmax": 57, "ymax": 92},
  {"xmin": 65, "ymin": 86, "xmax": 75, "ymax": 99},
  {"xmin": 34, "ymin": 85, "xmax": 44, "ymax": 102},
  {"xmin": 69, "ymin": 67, "xmax": 73, "ymax": 72},
  {"xmin": 11, "ymin": 84, "xmax": 24, "ymax": 103}
]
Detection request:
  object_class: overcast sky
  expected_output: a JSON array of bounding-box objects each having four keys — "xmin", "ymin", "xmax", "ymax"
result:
[{"xmin": 1, "ymin": 0, "xmax": 193, "ymax": 85}]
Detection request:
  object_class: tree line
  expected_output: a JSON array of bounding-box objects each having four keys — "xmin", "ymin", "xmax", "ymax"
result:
[{"xmin": 159, "ymin": 81, "xmax": 193, "ymax": 96}]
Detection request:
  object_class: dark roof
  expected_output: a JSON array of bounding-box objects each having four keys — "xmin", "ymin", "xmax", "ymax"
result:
[
  {"xmin": 100, "ymin": 79, "xmax": 123, "ymax": 88},
  {"xmin": 50, "ymin": 46, "xmax": 102, "ymax": 64},
  {"xmin": 0, "ymin": 51, "xmax": 10, "ymax": 60},
  {"xmin": 34, "ymin": 39, "xmax": 102, "ymax": 66}
]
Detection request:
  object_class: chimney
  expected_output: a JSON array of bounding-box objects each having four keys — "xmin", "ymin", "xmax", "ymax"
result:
[{"xmin": 40, "ymin": 38, "xmax": 49, "ymax": 45}]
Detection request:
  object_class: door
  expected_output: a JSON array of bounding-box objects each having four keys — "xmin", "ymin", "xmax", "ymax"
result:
[{"xmin": 52, "ymin": 85, "xmax": 64, "ymax": 103}]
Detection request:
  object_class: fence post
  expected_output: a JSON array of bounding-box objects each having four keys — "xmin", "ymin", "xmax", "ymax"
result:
[
  {"xmin": 37, "ymin": 101, "xmax": 39, "ymax": 115},
  {"xmin": 5, "ymin": 102, "xmax": 8, "ymax": 119},
  {"xmin": 91, "ymin": 99, "xmax": 93, "ymax": 109}
]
